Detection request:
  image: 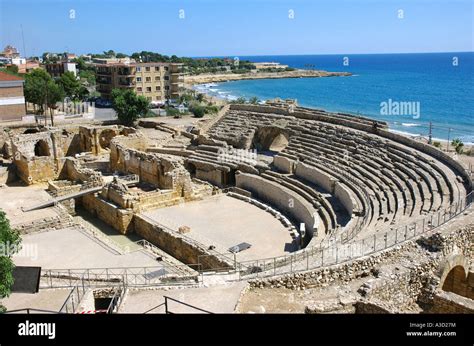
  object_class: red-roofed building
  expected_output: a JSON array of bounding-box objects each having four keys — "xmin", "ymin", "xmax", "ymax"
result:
[{"xmin": 0, "ymin": 71, "xmax": 26, "ymax": 122}]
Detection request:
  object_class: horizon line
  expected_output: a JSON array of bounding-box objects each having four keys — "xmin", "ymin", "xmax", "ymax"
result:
[{"xmin": 190, "ymin": 51, "xmax": 474, "ymax": 58}]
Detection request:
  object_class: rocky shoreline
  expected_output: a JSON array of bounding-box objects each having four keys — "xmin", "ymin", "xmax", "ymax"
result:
[{"xmin": 184, "ymin": 69, "xmax": 352, "ymax": 85}]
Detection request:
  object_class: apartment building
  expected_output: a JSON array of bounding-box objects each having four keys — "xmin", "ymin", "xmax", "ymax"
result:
[
  {"xmin": 95, "ymin": 62, "xmax": 184, "ymax": 102},
  {"xmin": 45, "ymin": 61, "xmax": 77, "ymax": 78},
  {"xmin": 0, "ymin": 71, "xmax": 26, "ymax": 122}
]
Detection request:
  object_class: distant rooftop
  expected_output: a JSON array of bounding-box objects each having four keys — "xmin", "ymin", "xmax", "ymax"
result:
[{"xmin": 0, "ymin": 71, "xmax": 24, "ymax": 81}]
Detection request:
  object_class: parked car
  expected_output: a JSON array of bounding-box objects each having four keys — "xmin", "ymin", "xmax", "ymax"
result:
[{"xmin": 95, "ymin": 98, "xmax": 112, "ymax": 108}]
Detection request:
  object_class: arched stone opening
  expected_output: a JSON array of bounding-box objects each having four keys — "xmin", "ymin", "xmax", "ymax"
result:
[
  {"xmin": 441, "ymin": 265, "xmax": 468, "ymax": 295},
  {"xmin": 34, "ymin": 140, "xmax": 51, "ymax": 157},
  {"xmin": 24, "ymin": 128, "xmax": 40, "ymax": 134},
  {"xmin": 99, "ymin": 129, "xmax": 117, "ymax": 150},
  {"xmin": 186, "ymin": 162, "xmax": 197, "ymax": 177},
  {"xmin": 252, "ymin": 126, "xmax": 289, "ymax": 153}
]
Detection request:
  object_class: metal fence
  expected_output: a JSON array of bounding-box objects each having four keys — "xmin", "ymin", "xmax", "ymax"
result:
[
  {"xmin": 144, "ymin": 296, "xmax": 213, "ymax": 314},
  {"xmin": 37, "ymin": 193, "xmax": 472, "ymax": 288},
  {"xmin": 58, "ymin": 283, "xmax": 90, "ymax": 313},
  {"xmin": 40, "ymin": 265, "xmax": 201, "ymax": 289},
  {"xmin": 236, "ymin": 191, "xmax": 473, "ymax": 280}
]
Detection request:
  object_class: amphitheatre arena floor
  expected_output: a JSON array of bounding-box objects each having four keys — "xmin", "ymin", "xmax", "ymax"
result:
[
  {"xmin": 142, "ymin": 194, "xmax": 297, "ymax": 261},
  {"xmin": 2, "ymin": 289, "xmax": 72, "ymax": 312},
  {"xmin": 0, "ymin": 183, "xmax": 60, "ymax": 224},
  {"xmin": 13, "ymin": 227, "xmax": 160, "ymax": 270}
]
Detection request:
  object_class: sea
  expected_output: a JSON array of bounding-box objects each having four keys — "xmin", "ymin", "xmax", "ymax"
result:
[{"xmin": 194, "ymin": 52, "xmax": 474, "ymax": 144}]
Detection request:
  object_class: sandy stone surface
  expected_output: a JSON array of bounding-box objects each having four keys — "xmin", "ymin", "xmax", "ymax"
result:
[
  {"xmin": 143, "ymin": 195, "xmax": 297, "ymax": 261},
  {"xmin": 119, "ymin": 282, "xmax": 247, "ymax": 313},
  {"xmin": 13, "ymin": 227, "xmax": 161, "ymax": 270},
  {"xmin": 2, "ymin": 289, "xmax": 72, "ymax": 312},
  {"xmin": 0, "ymin": 183, "xmax": 59, "ymax": 225}
]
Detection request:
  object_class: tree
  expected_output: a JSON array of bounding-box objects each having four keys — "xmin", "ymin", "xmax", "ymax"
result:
[
  {"xmin": 231, "ymin": 97, "xmax": 247, "ymax": 104},
  {"xmin": 24, "ymin": 69, "xmax": 65, "ymax": 125},
  {"xmin": 103, "ymin": 50, "xmax": 116, "ymax": 58},
  {"xmin": 451, "ymin": 138, "xmax": 464, "ymax": 154},
  {"xmin": 111, "ymin": 89, "xmax": 150, "ymax": 126},
  {"xmin": 45, "ymin": 80, "xmax": 65, "ymax": 127},
  {"xmin": 0, "ymin": 210, "xmax": 21, "ymax": 312},
  {"xmin": 58, "ymin": 71, "xmax": 80, "ymax": 100},
  {"xmin": 249, "ymin": 96, "xmax": 259, "ymax": 104},
  {"xmin": 188, "ymin": 102, "xmax": 206, "ymax": 118},
  {"xmin": 196, "ymin": 93, "xmax": 205, "ymax": 102}
]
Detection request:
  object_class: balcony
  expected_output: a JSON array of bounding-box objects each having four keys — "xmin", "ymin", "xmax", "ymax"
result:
[
  {"xmin": 97, "ymin": 85, "xmax": 112, "ymax": 93},
  {"xmin": 118, "ymin": 69, "xmax": 134, "ymax": 76},
  {"xmin": 96, "ymin": 70, "xmax": 112, "ymax": 76},
  {"xmin": 119, "ymin": 81, "xmax": 135, "ymax": 87},
  {"xmin": 97, "ymin": 78, "xmax": 112, "ymax": 85},
  {"xmin": 171, "ymin": 74, "xmax": 184, "ymax": 84}
]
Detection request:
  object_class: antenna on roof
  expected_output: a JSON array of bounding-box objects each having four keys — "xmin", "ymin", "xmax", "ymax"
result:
[{"xmin": 20, "ymin": 24, "xmax": 27, "ymax": 58}]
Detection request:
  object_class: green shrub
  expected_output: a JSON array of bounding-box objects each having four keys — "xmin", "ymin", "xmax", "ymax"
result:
[
  {"xmin": 433, "ymin": 141, "xmax": 441, "ymax": 148},
  {"xmin": 190, "ymin": 105, "xmax": 206, "ymax": 118},
  {"xmin": 166, "ymin": 107, "xmax": 181, "ymax": 117}
]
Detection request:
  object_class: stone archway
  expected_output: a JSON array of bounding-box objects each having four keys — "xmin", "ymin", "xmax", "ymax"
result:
[
  {"xmin": 438, "ymin": 253, "xmax": 469, "ymax": 296},
  {"xmin": 252, "ymin": 126, "xmax": 290, "ymax": 153},
  {"xmin": 99, "ymin": 129, "xmax": 118, "ymax": 150},
  {"xmin": 34, "ymin": 139, "xmax": 51, "ymax": 157}
]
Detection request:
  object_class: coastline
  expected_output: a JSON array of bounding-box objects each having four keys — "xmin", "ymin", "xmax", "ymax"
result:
[{"xmin": 184, "ymin": 69, "xmax": 351, "ymax": 86}]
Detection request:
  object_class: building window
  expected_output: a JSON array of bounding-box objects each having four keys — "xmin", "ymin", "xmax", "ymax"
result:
[
  {"xmin": 164, "ymin": 76, "xmax": 169, "ymax": 80},
  {"xmin": 155, "ymin": 86, "xmax": 161, "ymax": 91},
  {"xmin": 137, "ymin": 87, "xmax": 142, "ymax": 92},
  {"xmin": 164, "ymin": 66, "xmax": 169, "ymax": 71},
  {"xmin": 145, "ymin": 67, "xmax": 150, "ymax": 72},
  {"xmin": 137, "ymin": 67, "xmax": 141, "ymax": 72},
  {"xmin": 147, "ymin": 97, "xmax": 152, "ymax": 101},
  {"xmin": 146, "ymin": 87, "xmax": 151, "ymax": 92},
  {"xmin": 156, "ymin": 96, "xmax": 160, "ymax": 100},
  {"xmin": 165, "ymin": 86, "xmax": 170, "ymax": 90},
  {"xmin": 155, "ymin": 76, "xmax": 160, "ymax": 81},
  {"xmin": 155, "ymin": 66, "xmax": 160, "ymax": 71},
  {"xmin": 146, "ymin": 77, "xmax": 151, "ymax": 82},
  {"xmin": 137, "ymin": 77, "xmax": 142, "ymax": 82}
]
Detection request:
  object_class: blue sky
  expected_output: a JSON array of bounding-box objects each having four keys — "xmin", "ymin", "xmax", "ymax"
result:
[{"xmin": 0, "ymin": 0, "xmax": 472, "ymax": 57}]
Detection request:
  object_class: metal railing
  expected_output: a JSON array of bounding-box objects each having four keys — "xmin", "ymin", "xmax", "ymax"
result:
[
  {"xmin": 2, "ymin": 308, "xmax": 63, "ymax": 314},
  {"xmin": 40, "ymin": 265, "xmax": 201, "ymax": 289},
  {"xmin": 143, "ymin": 296, "xmax": 213, "ymax": 314},
  {"xmin": 135, "ymin": 239, "xmax": 199, "ymax": 276},
  {"xmin": 59, "ymin": 284, "xmax": 89, "ymax": 314},
  {"xmin": 236, "ymin": 191, "xmax": 473, "ymax": 280}
]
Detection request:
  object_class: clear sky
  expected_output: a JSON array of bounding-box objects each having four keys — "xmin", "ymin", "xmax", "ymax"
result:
[{"xmin": 0, "ymin": 0, "xmax": 472, "ymax": 57}]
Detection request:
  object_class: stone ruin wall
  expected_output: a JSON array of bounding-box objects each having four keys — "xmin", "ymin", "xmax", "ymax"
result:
[
  {"xmin": 10, "ymin": 130, "xmax": 73, "ymax": 184},
  {"xmin": 132, "ymin": 214, "xmax": 234, "ymax": 270},
  {"xmin": 110, "ymin": 136, "xmax": 194, "ymax": 198},
  {"xmin": 79, "ymin": 125, "xmax": 137, "ymax": 155}
]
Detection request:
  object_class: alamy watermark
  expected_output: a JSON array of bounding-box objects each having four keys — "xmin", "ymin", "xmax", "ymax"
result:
[
  {"xmin": 217, "ymin": 148, "xmax": 257, "ymax": 165},
  {"xmin": 0, "ymin": 241, "xmax": 38, "ymax": 261},
  {"xmin": 380, "ymin": 98, "xmax": 420, "ymax": 119}
]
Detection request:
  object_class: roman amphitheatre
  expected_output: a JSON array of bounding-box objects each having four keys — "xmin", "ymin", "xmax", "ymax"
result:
[{"xmin": 1, "ymin": 100, "xmax": 473, "ymax": 314}]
